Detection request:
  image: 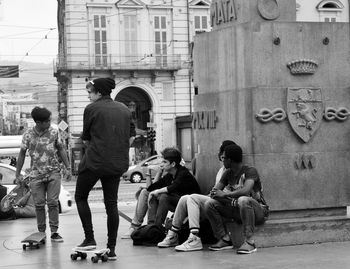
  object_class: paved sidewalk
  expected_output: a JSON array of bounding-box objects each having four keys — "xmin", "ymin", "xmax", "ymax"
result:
[{"xmin": 1, "ymin": 205, "xmax": 350, "ymax": 269}]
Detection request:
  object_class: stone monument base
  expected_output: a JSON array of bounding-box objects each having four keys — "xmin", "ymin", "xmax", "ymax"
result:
[{"xmin": 226, "ymin": 208, "xmax": 350, "ymax": 248}]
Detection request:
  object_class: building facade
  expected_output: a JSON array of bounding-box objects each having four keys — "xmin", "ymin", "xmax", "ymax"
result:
[
  {"xmin": 55, "ymin": 0, "xmax": 211, "ymax": 163},
  {"xmin": 55, "ymin": 0, "xmax": 348, "ymax": 163},
  {"xmin": 297, "ymin": 0, "xmax": 349, "ymax": 22}
]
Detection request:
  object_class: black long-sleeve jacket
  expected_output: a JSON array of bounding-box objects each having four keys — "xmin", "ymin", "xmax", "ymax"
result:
[
  {"xmin": 80, "ymin": 96, "xmax": 136, "ymax": 176},
  {"xmin": 147, "ymin": 166, "xmax": 201, "ymax": 196}
]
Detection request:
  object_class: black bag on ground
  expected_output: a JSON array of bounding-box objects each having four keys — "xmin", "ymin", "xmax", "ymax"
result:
[
  {"xmin": 131, "ymin": 224, "xmax": 166, "ymax": 246},
  {"xmin": 198, "ymin": 219, "xmax": 217, "ymax": 244},
  {"xmin": 176, "ymin": 219, "xmax": 216, "ymax": 244}
]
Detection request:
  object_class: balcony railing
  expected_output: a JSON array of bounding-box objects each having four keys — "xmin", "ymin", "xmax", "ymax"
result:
[{"xmin": 55, "ymin": 54, "xmax": 183, "ymax": 72}]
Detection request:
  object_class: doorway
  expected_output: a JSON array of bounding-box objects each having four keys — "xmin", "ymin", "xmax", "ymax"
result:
[{"xmin": 115, "ymin": 86, "xmax": 153, "ymax": 162}]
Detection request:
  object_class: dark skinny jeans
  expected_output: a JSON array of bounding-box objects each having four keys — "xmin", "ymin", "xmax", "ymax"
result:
[
  {"xmin": 75, "ymin": 169, "xmax": 121, "ymax": 249},
  {"xmin": 205, "ymin": 196, "xmax": 266, "ymax": 240},
  {"xmin": 148, "ymin": 193, "xmax": 179, "ymax": 226}
]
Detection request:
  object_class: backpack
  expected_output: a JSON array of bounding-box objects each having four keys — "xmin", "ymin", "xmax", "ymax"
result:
[
  {"xmin": 165, "ymin": 216, "xmax": 216, "ymax": 245},
  {"xmin": 130, "ymin": 224, "xmax": 166, "ymax": 246}
]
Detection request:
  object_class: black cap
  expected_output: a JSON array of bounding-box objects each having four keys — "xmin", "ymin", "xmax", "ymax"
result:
[{"xmin": 90, "ymin": 78, "xmax": 116, "ymax": 96}]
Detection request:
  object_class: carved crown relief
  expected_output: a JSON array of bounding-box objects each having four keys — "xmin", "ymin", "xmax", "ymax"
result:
[{"xmin": 287, "ymin": 59, "xmax": 318, "ymax": 75}]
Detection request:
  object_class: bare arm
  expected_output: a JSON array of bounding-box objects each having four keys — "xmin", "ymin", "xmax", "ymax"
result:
[
  {"xmin": 224, "ymin": 179, "xmax": 255, "ymax": 199},
  {"xmin": 57, "ymin": 147, "xmax": 70, "ymax": 169},
  {"xmin": 145, "ymin": 171, "xmax": 153, "ymax": 188},
  {"xmin": 146, "ymin": 168, "xmax": 163, "ymax": 188},
  {"xmin": 129, "ymin": 137, "xmax": 135, "ymax": 147},
  {"xmin": 57, "ymin": 147, "xmax": 72, "ymax": 181},
  {"xmin": 147, "ymin": 168, "xmax": 166, "ymax": 206},
  {"xmin": 16, "ymin": 148, "xmax": 27, "ymax": 179},
  {"xmin": 211, "ymin": 179, "xmax": 255, "ymax": 200},
  {"xmin": 16, "ymin": 191, "xmax": 31, "ymax": 207}
]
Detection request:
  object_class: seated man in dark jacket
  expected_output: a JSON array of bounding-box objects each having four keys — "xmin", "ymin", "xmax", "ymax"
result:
[
  {"xmin": 147, "ymin": 147, "xmax": 201, "ymax": 226},
  {"xmin": 122, "ymin": 147, "xmax": 200, "ymax": 238}
]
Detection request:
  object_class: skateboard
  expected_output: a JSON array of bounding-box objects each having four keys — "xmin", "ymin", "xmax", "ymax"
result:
[
  {"xmin": 118, "ymin": 210, "xmax": 132, "ymax": 223},
  {"xmin": 21, "ymin": 232, "xmax": 46, "ymax": 250},
  {"xmin": 70, "ymin": 247, "xmax": 110, "ymax": 263}
]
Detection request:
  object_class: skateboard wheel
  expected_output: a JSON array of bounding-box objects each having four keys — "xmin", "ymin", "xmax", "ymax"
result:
[
  {"xmin": 36, "ymin": 244, "xmax": 40, "ymax": 249},
  {"xmin": 22, "ymin": 244, "xmax": 27, "ymax": 251},
  {"xmin": 102, "ymin": 254, "xmax": 108, "ymax": 262},
  {"xmin": 70, "ymin": 254, "xmax": 78, "ymax": 260},
  {"xmin": 40, "ymin": 240, "xmax": 45, "ymax": 244},
  {"xmin": 91, "ymin": 256, "xmax": 99, "ymax": 263},
  {"xmin": 81, "ymin": 253, "xmax": 87, "ymax": 260}
]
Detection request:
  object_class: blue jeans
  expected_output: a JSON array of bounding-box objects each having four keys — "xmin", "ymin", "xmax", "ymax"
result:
[
  {"xmin": 75, "ymin": 169, "xmax": 121, "ymax": 249},
  {"xmin": 148, "ymin": 193, "xmax": 179, "ymax": 226},
  {"xmin": 131, "ymin": 188, "xmax": 149, "ymax": 227},
  {"xmin": 30, "ymin": 172, "xmax": 61, "ymax": 233},
  {"xmin": 204, "ymin": 196, "xmax": 266, "ymax": 240}
]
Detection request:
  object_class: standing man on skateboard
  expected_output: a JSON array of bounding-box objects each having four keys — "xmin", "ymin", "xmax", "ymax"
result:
[
  {"xmin": 16, "ymin": 107, "xmax": 71, "ymax": 242},
  {"xmin": 75, "ymin": 78, "xmax": 135, "ymax": 260}
]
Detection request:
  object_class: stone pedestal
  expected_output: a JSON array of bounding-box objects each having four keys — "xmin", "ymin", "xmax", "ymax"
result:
[{"xmin": 193, "ymin": 0, "xmax": 350, "ymax": 246}]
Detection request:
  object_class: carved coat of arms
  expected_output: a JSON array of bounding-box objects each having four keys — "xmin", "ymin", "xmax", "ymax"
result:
[{"xmin": 287, "ymin": 87, "xmax": 324, "ymax": 143}]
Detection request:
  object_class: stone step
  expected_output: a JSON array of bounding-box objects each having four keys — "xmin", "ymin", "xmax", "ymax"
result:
[
  {"xmin": 227, "ymin": 215, "xmax": 350, "ymax": 248},
  {"xmin": 268, "ymin": 207, "xmax": 347, "ymax": 220}
]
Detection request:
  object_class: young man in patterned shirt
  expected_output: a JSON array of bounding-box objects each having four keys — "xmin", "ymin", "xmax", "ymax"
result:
[{"xmin": 16, "ymin": 107, "xmax": 71, "ymax": 242}]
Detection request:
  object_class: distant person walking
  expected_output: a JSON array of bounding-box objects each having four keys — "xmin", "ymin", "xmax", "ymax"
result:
[
  {"xmin": 74, "ymin": 78, "xmax": 136, "ymax": 260},
  {"xmin": 9, "ymin": 157, "xmax": 17, "ymax": 167},
  {"xmin": 15, "ymin": 107, "xmax": 71, "ymax": 242}
]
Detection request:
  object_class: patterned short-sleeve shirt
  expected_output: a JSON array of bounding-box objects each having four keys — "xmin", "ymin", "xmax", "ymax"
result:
[
  {"xmin": 21, "ymin": 126, "xmax": 63, "ymax": 178},
  {"xmin": 219, "ymin": 165, "xmax": 263, "ymax": 202}
]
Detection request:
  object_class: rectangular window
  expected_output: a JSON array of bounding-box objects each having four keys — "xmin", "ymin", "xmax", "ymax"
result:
[
  {"xmin": 202, "ymin": 16, "xmax": 208, "ymax": 29},
  {"xmin": 94, "ymin": 15, "xmax": 99, "ymax": 28},
  {"xmin": 124, "ymin": 15, "xmax": 138, "ymax": 63},
  {"xmin": 194, "ymin": 15, "xmax": 209, "ymax": 33},
  {"xmin": 154, "ymin": 15, "xmax": 167, "ymax": 67},
  {"xmin": 94, "ymin": 15, "xmax": 107, "ymax": 67},
  {"xmin": 194, "ymin": 16, "xmax": 201, "ymax": 29}
]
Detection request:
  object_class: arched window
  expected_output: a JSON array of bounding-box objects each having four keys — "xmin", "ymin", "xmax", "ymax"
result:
[
  {"xmin": 316, "ymin": 0, "xmax": 344, "ymax": 22},
  {"xmin": 317, "ymin": 0, "xmax": 344, "ymax": 9},
  {"xmin": 323, "ymin": 3, "xmax": 338, "ymax": 8}
]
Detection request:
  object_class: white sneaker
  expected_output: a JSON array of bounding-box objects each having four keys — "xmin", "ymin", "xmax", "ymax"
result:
[
  {"xmin": 175, "ymin": 233, "xmax": 203, "ymax": 252},
  {"xmin": 157, "ymin": 230, "xmax": 179, "ymax": 248},
  {"xmin": 121, "ymin": 227, "xmax": 135, "ymax": 239}
]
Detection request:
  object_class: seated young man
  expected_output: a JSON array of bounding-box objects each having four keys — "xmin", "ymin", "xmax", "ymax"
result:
[
  {"xmin": 157, "ymin": 140, "xmax": 236, "ymax": 251},
  {"xmin": 121, "ymin": 167, "xmax": 163, "ymax": 239},
  {"xmin": 0, "ymin": 176, "xmax": 35, "ymax": 220},
  {"xmin": 205, "ymin": 144, "xmax": 268, "ymax": 254},
  {"xmin": 122, "ymin": 147, "xmax": 200, "ymax": 238},
  {"xmin": 13, "ymin": 189, "xmax": 36, "ymax": 219}
]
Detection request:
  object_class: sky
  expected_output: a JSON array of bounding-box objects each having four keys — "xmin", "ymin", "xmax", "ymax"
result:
[{"xmin": 0, "ymin": 0, "xmax": 58, "ymax": 64}]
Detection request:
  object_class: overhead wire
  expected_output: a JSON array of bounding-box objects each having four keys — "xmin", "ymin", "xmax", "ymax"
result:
[
  {"xmin": 0, "ymin": 24, "xmax": 53, "ymax": 30},
  {"xmin": 0, "ymin": 1, "xmax": 200, "ymax": 85},
  {"xmin": 0, "ymin": 0, "xmax": 203, "ymax": 56},
  {"xmin": 0, "ymin": 29, "xmax": 54, "ymax": 39}
]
